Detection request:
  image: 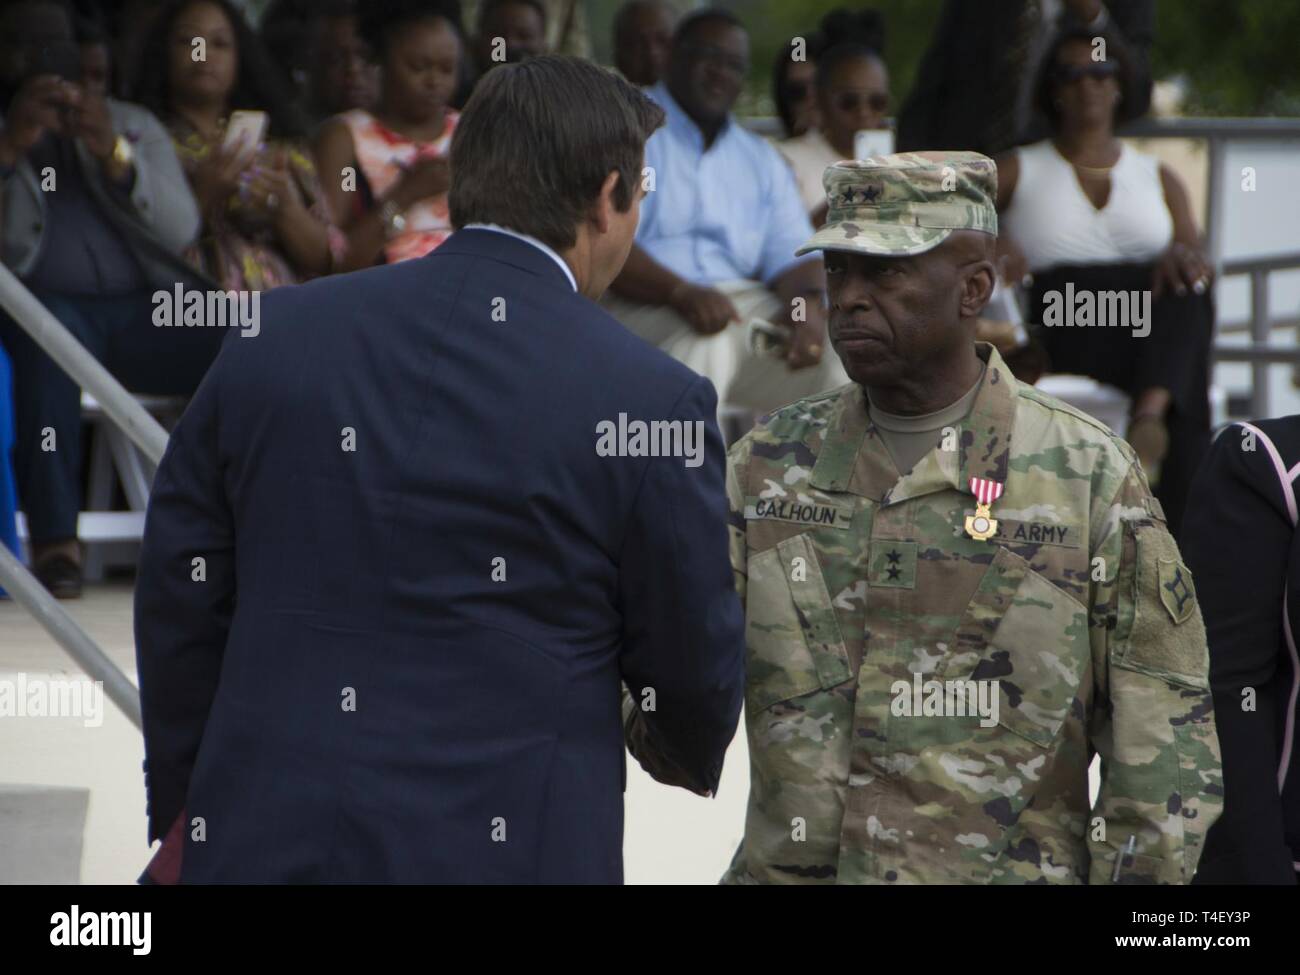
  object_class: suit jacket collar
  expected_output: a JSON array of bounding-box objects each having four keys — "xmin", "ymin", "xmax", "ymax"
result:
[
  {"xmin": 811, "ymin": 342, "xmax": 1017, "ymax": 505},
  {"xmin": 435, "ymin": 227, "xmax": 576, "ymax": 291}
]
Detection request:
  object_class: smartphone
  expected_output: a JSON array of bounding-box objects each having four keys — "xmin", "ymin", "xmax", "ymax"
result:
[
  {"xmin": 222, "ymin": 110, "xmax": 267, "ymax": 161},
  {"xmin": 853, "ymin": 127, "xmax": 895, "ymax": 161}
]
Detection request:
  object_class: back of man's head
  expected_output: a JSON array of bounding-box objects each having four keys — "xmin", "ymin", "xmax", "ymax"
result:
[{"xmin": 450, "ymin": 54, "xmax": 664, "ymax": 252}]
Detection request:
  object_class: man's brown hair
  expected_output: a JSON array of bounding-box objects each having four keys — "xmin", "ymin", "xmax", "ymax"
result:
[{"xmin": 450, "ymin": 54, "xmax": 665, "ymax": 251}]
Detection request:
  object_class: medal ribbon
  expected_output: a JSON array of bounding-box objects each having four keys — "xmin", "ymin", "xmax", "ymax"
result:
[{"xmin": 969, "ymin": 476, "xmax": 1004, "ymax": 506}]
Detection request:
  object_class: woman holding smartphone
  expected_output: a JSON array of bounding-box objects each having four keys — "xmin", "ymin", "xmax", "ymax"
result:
[{"xmin": 133, "ymin": 0, "xmax": 339, "ymax": 291}]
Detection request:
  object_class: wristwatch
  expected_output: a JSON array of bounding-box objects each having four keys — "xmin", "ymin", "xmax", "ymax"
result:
[{"xmin": 378, "ymin": 199, "xmax": 407, "ymax": 239}]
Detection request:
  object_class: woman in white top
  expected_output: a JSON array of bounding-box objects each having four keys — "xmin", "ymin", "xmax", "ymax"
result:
[
  {"xmin": 780, "ymin": 42, "xmax": 890, "ymax": 225},
  {"xmin": 996, "ymin": 26, "xmax": 1213, "ymax": 537}
]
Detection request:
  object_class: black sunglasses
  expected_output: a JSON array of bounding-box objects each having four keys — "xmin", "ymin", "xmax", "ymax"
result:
[{"xmin": 1054, "ymin": 62, "xmax": 1119, "ymax": 84}]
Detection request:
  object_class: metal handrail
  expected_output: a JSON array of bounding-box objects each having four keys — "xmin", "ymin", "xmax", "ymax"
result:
[
  {"xmin": 0, "ymin": 262, "xmax": 156, "ymax": 727},
  {"xmin": 1220, "ymin": 251, "xmax": 1300, "ymax": 276}
]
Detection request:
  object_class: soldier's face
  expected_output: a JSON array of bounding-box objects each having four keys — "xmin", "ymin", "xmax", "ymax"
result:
[{"xmin": 824, "ymin": 234, "xmax": 993, "ymax": 386}]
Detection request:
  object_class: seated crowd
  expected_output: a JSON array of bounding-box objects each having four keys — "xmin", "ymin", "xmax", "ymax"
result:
[{"xmin": 0, "ymin": 0, "xmax": 1213, "ymax": 597}]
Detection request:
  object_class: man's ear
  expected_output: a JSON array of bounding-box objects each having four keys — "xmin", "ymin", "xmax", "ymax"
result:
[
  {"xmin": 959, "ymin": 259, "xmax": 997, "ymax": 318},
  {"xmin": 591, "ymin": 170, "xmax": 622, "ymax": 235}
]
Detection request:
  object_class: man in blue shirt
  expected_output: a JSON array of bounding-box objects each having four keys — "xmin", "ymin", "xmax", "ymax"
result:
[{"xmin": 604, "ymin": 7, "xmax": 848, "ymax": 417}]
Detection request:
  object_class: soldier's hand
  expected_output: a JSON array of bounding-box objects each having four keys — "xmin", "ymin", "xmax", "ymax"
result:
[{"xmin": 670, "ymin": 282, "xmax": 740, "ymax": 336}]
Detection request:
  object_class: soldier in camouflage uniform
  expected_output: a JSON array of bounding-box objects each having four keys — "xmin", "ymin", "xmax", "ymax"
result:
[{"xmin": 711, "ymin": 152, "xmax": 1221, "ymax": 883}]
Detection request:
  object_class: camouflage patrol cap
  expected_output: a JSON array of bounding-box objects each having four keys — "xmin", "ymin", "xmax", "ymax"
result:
[{"xmin": 796, "ymin": 150, "xmax": 998, "ymax": 258}]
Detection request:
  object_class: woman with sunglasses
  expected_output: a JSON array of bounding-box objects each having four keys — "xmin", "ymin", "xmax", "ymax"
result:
[
  {"xmin": 771, "ymin": 39, "xmax": 821, "ymax": 141},
  {"xmin": 779, "ymin": 42, "xmax": 889, "ymax": 225},
  {"xmin": 996, "ymin": 26, "xmax": 1213, "ymax": 538}
]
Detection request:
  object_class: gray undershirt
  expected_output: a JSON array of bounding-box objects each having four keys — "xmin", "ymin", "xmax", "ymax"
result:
[{"xmin": 868, "ymin": 363, "xmax": 986, "ymax": 476}]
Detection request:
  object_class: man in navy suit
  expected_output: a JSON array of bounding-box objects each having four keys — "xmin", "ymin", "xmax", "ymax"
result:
[{"xmin": 134, "ymin": 55, "xmax": 745, "ymax": 884}]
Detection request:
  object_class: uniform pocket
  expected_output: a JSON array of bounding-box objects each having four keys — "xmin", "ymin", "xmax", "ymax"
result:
[
  {"xmin": 946, "ymin": 547, "xmax": 1090, "ymax": 748},
  {"xmin": 745, "ymin": 533, "xmax": 852, "ymax": 712}
]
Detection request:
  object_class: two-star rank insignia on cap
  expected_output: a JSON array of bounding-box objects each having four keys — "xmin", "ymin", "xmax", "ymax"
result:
[{"xmin": 965, "ymin": 476, "xmax": 1004, "ymax": 541}]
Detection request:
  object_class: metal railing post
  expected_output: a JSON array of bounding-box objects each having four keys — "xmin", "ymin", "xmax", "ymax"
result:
[
  {"xmin": 1204, "ymin": 135, "xmax": 1225, "ymax": 274},
  {"xmin": 1249, "ymin": 269, "xmax": 1272, "ymax": 419}
]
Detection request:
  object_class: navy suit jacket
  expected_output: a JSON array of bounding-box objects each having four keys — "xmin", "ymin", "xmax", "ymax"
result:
[{"xmin": 135, "ymin": 228, "xmax": 745, "ymax": 883}]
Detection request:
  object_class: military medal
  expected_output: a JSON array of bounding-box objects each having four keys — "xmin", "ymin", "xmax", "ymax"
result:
[{"xmin": 965, "ymin": 476, "xmax": 1003, "ymax": 541}]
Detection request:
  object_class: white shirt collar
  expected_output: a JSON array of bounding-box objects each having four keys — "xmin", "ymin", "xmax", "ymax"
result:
[{"xmin": 462, "ymin": 223, "xmax": 578, "ymax": 292}]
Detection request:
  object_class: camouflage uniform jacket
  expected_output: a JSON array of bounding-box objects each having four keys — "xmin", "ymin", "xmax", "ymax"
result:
[{"xmin": 721, "ymin": 343, "xmax": 1222, "ymax": 884}]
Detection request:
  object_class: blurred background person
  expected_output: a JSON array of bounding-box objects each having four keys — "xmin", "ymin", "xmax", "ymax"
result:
[
  {"xmin": 771, "ymin": 28, "xmax": 822, "ymax": 141},
  {"xmin": 0, "ymin": 0, "xmax": 221, "ymax": 598},
  {"xmin": 780, "ymin": 8, "xmax": 888, "ymax": 223},
  {"xmin": 303, "ymin": 0, "xmax": 381, "ymax": 123},
  {"xmin": 472, "ymin": 0, "xmax": 547, "ymax": 79},
  {"xmin": 75, "ymin": 7, "xmax": 112, "ymax": 96},
  {"xmin": 1184, "ymin": 417, "xmax": 1300, "ymax": 885},
  {"xmin": 314, "ymin": 0, "xmax": 462, "ymax": 270},
  {"xmin": 602, "ymin": 7, "xmax": 848, "ymax": 419},
  {"xmin": 103, "ymin": 0, "xmax": 168, "ymax": 100},
  {"xmin": 261, "ymin": 0, "xmax": 380, "ymax": 129},
  {"xmin": 612, "ymin": 0, "xmax": 675, "ymax": 88},
  {"xmin": 899, "ymin": 0, "xmax": 1153, "ymax": 156},
  {"xmin": 133, "ymin": 0, "xmax": 339, "ymax": 292},
  {"xmin": 996, "ymin": 27, "xmax": 1212, "ymax": 536},
  {"xmin": 257, "ymin": 0, "xmax": 316, "ymax": 111}
]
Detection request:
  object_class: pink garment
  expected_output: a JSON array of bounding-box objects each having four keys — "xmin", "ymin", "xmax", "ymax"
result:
[{"xmin": 340, "ymin": 108, "xmax": 458, "ymax": 264}]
